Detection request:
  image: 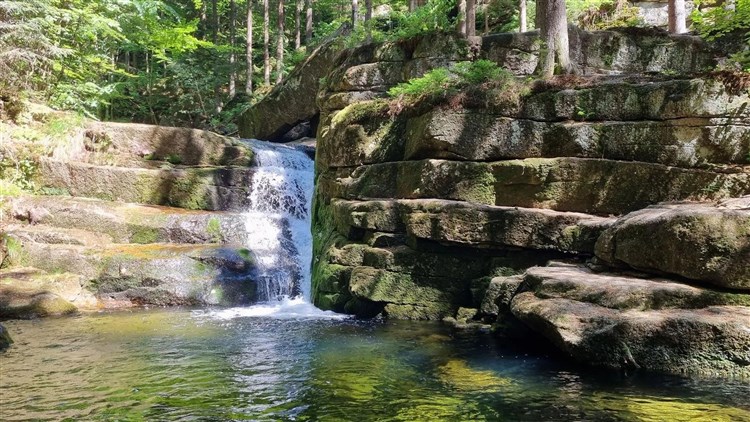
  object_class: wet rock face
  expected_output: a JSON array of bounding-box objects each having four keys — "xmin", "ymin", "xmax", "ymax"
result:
[{"xmin": 2, "ymin": 196, "xmax": 259, "ymax": 312}]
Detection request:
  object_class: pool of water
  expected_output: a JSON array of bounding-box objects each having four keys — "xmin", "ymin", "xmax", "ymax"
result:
[{"xmin": 2, "ymin": 305, "xmax": 749, "ymax": 421}]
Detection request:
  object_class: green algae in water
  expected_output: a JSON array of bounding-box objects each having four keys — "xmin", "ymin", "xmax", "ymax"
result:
[{"xmin": 1, "ymin": 308, "xmax": 749, "ymax": 421}]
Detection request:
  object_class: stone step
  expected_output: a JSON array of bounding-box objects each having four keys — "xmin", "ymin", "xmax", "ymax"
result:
[
  {"xmin": 321, "ymin": 158, "xmax": 750, "ymax": 216},
  {"xmin": 38, "ymin": 158, "xmax": 254, "ymax": 210},
  {"xmin": 5, "ymin": 239, "xmax": 257, "ymax": 309},
  {"xmin": 327, "ymin": 31, "xmax": 716, "ymax": 97},
  {"xmin": 55, "ymin": 122, "xmax": 254, "ymax": 168},
  {"xmin": 0, "ymin": 268, "xmax": 94, "ymax": 319},
  {"xmin": 474, "ymin": 265, "xmax": 750, "ymax": 376},
  {"xmin": 506, "ymin": 266, "xmax": 750, "ymax": 378},
  {"xmin": 5, "ymin": 224, "xmax": 112, "ymax": 247},
  {"xmin": 595, "ymin": 198, "xmax": 750, "ymax": 291},
  {"xmin": 9, "ymin": 196, "xmax": 248, "ymax": 244},
  {"xmin": 331, "ymin": 198, "xmax": 614, "ymax": 254},
  {"xmin": 319, "ymin": 77, "xmax": 749, "ymax": 169}
]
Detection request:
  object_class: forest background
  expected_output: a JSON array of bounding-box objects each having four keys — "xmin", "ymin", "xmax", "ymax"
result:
[{"xmin": 1, "ymin": 0, "xmax": 748, "ymax": 134}]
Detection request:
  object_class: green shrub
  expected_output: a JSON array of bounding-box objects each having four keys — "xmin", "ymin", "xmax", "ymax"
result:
[
  {"xmin": 388, "ymin": 68, "xmax": 454, "ymax": 99},
  {"xmin": 388, "ymin": 60, "xmax": 512, "ymax": 101},
  {"xmin": 692, "ymin": 0, "xmax": 750, "ymax": 72}
]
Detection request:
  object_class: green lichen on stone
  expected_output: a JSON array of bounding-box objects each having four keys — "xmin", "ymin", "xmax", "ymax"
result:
[
  {"xmin": 206, "ymin": 217, "xmax": 222, "ymax": 242},
  {"xmin": 130, "ymin": 227, "xmax": 159, "ymax": 244}
]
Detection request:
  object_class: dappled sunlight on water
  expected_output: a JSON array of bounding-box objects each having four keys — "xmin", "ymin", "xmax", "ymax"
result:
[{"xmin": 1, "ymin": 308, "xmax": 749, "ymax": 421}]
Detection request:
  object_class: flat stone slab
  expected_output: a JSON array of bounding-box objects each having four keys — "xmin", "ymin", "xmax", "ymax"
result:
[
  {"xmin": 9, "ymin": 196, "xmax": 247, "ymax": 244},
  {"xmin": 524, "ymin": 266, "xmax": 750, "ymax": 310},
  {"xmin": 332, "ymin": 198, "xmax": 614, "ymax": 254},
  {"xmin": 66, "ymin": 122, "xmax": 253, "ymax": 168},
  {"xmin": 38, "ymin": 159, "xmax": 254, "ymax": 210},
  {"xmin": 0, "ymin": 268, "xmax": 94, "ymax": 318},
  {"xmin": 511, "ymin": 293, "xmax": 750, "ymax": 378},
  {"xmin": 596, "ymin": 201, "xmax": 750, "ymax": 290},
  {"xmin": 4, "ymin": 239, "xmax": 258, "ymax": 309}
]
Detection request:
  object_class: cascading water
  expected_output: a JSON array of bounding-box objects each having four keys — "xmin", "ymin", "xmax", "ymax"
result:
[
  {"xmin": 203, "ymin": 139, "xmax": 343, "ymax": 319},
  {"xmin": 240, "ymin": 139, "xmax": 314, "ymax": 302}
]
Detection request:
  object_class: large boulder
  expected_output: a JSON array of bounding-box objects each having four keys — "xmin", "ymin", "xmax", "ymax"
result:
[
  {"xmin": 596, "ymin": 199, "xmax": 750, "ymax": 290},
  {"xmin": 510, "ymin": 266, "xmax": 750, "ymax": 377},
  {"xmin": 238, "ymin": 38, "xmax": 344, "ymax": 140},
  {"xmin": 0, "ymin": 268, "xmax": 84, "ymax": 318}
]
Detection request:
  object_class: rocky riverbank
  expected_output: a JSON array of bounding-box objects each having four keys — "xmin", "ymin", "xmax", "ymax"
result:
[{"xmin": 297, "ymin": 29, "xmax": 750, "ymax": 377}]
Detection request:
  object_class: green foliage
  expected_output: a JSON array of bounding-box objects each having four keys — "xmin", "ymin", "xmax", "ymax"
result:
[
  {"xmin": 576, "ymin": 1, "xmax": 642, "ymax": 30},
  {"xmin": 692, "ymin": 0, "xmax": 750, "ymax": 71},
  {"xmin": 453, "ymin": 60, "xmax": 508, "ymax": 85},
  {"xmin": 388, "ymin": 60, "xmax": 512, "ymax": 101},
  {"xmin": 206, "ymin": 217, "xmax": 222, "ymax": 242},
  {"xmin": 388, "ymin": 68, "xmax": 453, "ymax": 99}
]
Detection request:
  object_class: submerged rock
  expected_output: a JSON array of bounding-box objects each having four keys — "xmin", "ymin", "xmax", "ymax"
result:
[{"xmin": 0, "ymin": 324, "xmax": 12, "ymax": 350}]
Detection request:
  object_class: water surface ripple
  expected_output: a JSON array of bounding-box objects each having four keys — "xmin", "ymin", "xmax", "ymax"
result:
[{"xmin": 1, "ymin": 308, "xmax": 749, "ymax": 421}]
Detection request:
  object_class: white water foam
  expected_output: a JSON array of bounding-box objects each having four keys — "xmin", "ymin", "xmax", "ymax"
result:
[
  {"xmin": 198, "ymin": 297, "xmax": 349, "ymax": 320},
  {"xmin": 241, "ymin": 139, "xmax": 315, "ymax": 301},
  {"xmin": 203, "ymin": 139, "xmax": 346, "ymax": 321}
]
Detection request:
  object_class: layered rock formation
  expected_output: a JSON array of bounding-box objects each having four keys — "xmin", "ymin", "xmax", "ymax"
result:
[
  {"xmin": 1, "ymin": 124, "xmax": 261, "ymax": 318},
  {"xmin": 309, "ymin": 30, "xmax": 750, "ymax": 377}
]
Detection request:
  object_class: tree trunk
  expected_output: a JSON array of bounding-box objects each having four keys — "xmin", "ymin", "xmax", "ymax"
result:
[
  {"xmin": 229, "ymin": 0, "xmax": 237, "ymax": 99},
  {"xmin": 519, "ymin": 0, "xmax": 527, "ymax": 32},
  {"xmin": 365, "ymin": 0, "xmax": 372, "ymax": 42},
  {"xmin": 537, "ymin": 0, "xmax": 571, "ymax": 77},
  {"xmin": 305, "ymin": 0, "xmax": 313, "ymax": 43},
  {"xmin": 295, "ymin": 0, "xmax": 302, "ymax": 49},
  {"xmin": 409, "ymin": 0, "xmax": 417, "ymax": 12},
  {"xmin": 457, "ymin": 0, "xmax": 466, "ymax": 35},
  {"xmin": 264, "ymin": 0, "xmax": 270, "ymax": 85},
  {"xmin": 211, "ymin": 0, "xmax": 222, "ymax": 113},
  {"xmin": 668, "ymin": 0, "xmax": 687, "ymax": 34},
  {"xmin": 246, "ymin": 0, "xmax": 253, "ymax": 95},
  {"xmin": 352, "ymin": 0, "xmax": 359, "ymax": 27},
  {"xmin": 466, "ymin": 0, "xmax": 476, "ymax": 36},
  {"xmin": 277, "ymin": 0, "xmax": 285, "ymax": 84},
  {"xmin": 535, "ymin": 0, "xmax": 544, "ymax": 28}
]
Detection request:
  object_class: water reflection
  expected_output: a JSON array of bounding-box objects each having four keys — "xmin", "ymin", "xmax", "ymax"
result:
[{"xmin": 1, "ymin": 309, "xmax": 749, "ymax": 421}]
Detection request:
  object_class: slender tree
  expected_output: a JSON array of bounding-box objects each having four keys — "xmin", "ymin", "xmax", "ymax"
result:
[
  {"xmin": 536, "ymin": 0, "xmax": 571, "ymax": 77},
  {"xmin": 305, "ymin": 0, "xmax": 313, "ymax": 43},
  {"xmin": 263, "ymin": 0, "xmax": 270, "ymax": 85},
  {"xmin": 466, "ymin": 0, "xmax": 476, "ymax": 36},
  {"xmin": 409, "ymin": 0, "xmax": 417, "ymax": 12},
  {"xmin": 295, "ymin": 0, "xmax": 302, "ymax": 49},
  {"xmin": 246, "ymin": 0, "xmax": 254, "ymax": 94},
  {"xmin": 229, "ymin": 0, "xmax": 237, "ymax": 98},
  {"xmin": 365, "ymin": 0, "xmax": 372, "ymax": 42},
  {"xmin": 519, "ymin": 0, "xmax": 527, "ymax": 32},
  {"xmin": 277, "ymin": 0, "xmax": 285, "ymax": 83},
  {"xmin": 668, "ymin": 0, "xmax": 687, "ymax": 33},
  {"xmin": 457, "ymin": 0, "xmax": 466, "ymax": 35},
  {"xmin": 352, "ymin": 0, "xmax": 359, "ymax": 27}
]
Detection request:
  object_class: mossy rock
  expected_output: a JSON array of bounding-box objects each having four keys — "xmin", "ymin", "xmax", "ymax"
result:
[{"xmin": 596, "ymin": 201, "xmax": 750, "ymax": 290}]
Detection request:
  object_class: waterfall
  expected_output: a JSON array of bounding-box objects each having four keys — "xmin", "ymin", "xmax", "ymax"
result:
[{"xmin": 241, "ymin": 140, "xmax": 314, "ymax": 302}]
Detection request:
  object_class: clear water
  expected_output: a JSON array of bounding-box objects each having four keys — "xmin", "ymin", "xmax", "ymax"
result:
[
  {"xmin": 2, "ymin": 308, "xmax": 749, "ymax": 421},
  {"xmin": 241, "ymin": 140, "xmax": 314, "ymax": 301}
]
